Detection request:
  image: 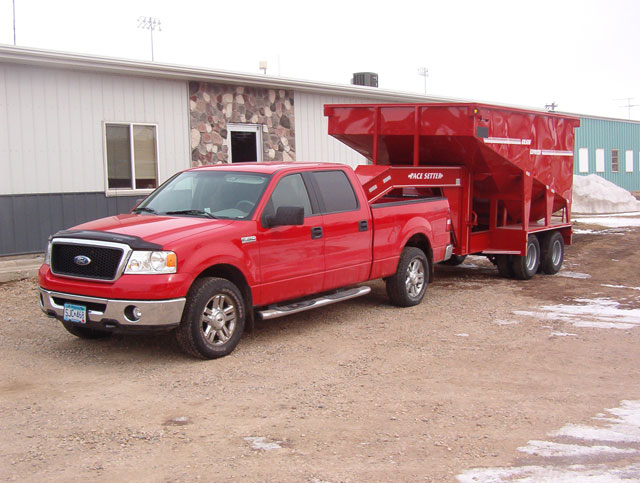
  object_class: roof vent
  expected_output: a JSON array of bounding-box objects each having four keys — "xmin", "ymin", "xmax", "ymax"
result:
[{"xmin": 352, "ymin": 72, "xmax": 378, "ymax": 87}]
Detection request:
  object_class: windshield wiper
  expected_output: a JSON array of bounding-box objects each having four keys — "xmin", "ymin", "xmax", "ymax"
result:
[
  {"xmin": 165, "ymin": 209, "xmax": 218, "ymax": 219},
  {"xmin": 132, "ymin": 207, "xmax": 157, "ymax": 214}
]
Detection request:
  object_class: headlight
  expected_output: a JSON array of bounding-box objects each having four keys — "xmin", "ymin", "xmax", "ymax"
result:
[
  {"xmin": 44, "ymin": 240, "xmax": 52, "ymax": 265},
  {"xmin": 125, "ymin": 251, "xmax": 177, "ymax": 274}
]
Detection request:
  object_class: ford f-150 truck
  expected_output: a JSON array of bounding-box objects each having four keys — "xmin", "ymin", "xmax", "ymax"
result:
[{"xmin": 39, "ymin": 162, "xmax": 453, "ymax": 359}]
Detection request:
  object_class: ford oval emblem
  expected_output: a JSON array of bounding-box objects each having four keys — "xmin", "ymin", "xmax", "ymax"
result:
[{"xmin": 74, "ymin": 255, "xmax": 91, "ymax": 266}]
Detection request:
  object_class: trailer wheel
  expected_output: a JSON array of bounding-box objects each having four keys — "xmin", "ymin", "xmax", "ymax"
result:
[
  {"xmin": 540, "ymin": 231, "xmax": 564, "ymax": 275},
  {"xmin": 512, "ymin": 235, "xmax": 540, "ymax": 280},
  {"xmin": 386, "ymin": 247, "xmax": 429, "ymax": 307},
  {"xmin": 176, "ymin": 277, "xmax": 245, "ymax": 359},
  {"xmin": 496, "ymin": 255, "xmax": 514, "ymax": 278},
  {"xmin": 442, "ymin": 255, "xmax": 467, "ymax": 266},
  {"xmin": 61, "ymin": 322, "xmax": 111, "ymax": 339}
]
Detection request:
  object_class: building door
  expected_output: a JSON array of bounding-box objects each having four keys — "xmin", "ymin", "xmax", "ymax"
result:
[{"xmin": 228, "ymin": 124, "xmax": 263, "ymax": 163}]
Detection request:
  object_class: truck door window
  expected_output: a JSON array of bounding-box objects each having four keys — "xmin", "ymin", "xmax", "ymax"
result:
[
  {"xmin": 264, "ymin": 174, "xmax": 313, "ymax": 219},
  {"xmin": 312, "ymin": 170, "xmax": 359, "ymax": 213}
]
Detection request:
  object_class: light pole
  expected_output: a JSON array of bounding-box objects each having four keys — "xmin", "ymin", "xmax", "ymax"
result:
[
  {"xmin": 12, "ymin": 0, "xmax": 16, "ymax": 45},
  {"xmin": 418, "ymin": 67, "xmax": 429, "ymax": 94},
  {"xmin": 137, "ymin": 16, "xmax": 162, "ymax": 61}
]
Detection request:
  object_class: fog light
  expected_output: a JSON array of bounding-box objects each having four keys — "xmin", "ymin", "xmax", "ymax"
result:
[{"xmin": 125, "ymin": 305, "xmax": 142, "ymax": 322}]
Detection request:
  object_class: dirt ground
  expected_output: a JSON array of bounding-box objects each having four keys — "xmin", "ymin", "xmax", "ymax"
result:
[{"xmin": 1, "ymin": 220, "xmax": 640, "ymax": 482}]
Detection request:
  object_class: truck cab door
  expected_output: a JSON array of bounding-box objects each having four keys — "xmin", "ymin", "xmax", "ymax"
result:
[
  {"xmin": 256, "ymin": 173, "xmax": 324, "ymax": 305},
  {"xmin": 309, "ymin": 170, "xmax": 372, "ymax": 291}
]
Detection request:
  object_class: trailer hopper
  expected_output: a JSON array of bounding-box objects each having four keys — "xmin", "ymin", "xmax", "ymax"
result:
[{"xmin": 324, "ymin": 103, "xmax": 580, "ymax": 269}]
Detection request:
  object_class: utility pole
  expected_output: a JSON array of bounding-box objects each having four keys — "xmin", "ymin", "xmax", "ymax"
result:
[
  {"xmin": 545, "ymin": 102, "xmax": 557, "ymax": 112},
  {"xmin": 615, "ymin": 97, "xmax": 638, "ymax": 120},
  {"xmin": 137, "ymin": 16, "xmax": 162, "ymax": 61},
  {"xmin": 12, "ymin": 0, "xmax": 16, "ymax": 45},
  {"xmin": 418, "ymin": 67, "xmax": 429, "ymax": 94}
]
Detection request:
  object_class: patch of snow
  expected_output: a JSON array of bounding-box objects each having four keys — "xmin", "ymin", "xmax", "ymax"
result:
[
  {"xmin": 494, "ymin": 319, "xmax": 519, "ymax": 326},
  {"xmin": 518, "ymin": 440, "xmax": 636, "ymax": 458},
  {"xmin": 550, "ymin": 332, "xmax": 577, "ymax": 337},
  {"xmin": 514, "ymin": 298, "xmax": 640, "ymax": 330},
  {"xmin": 244, "ymin": 436, "xmax": 282, "ymax": 451},
  {"xmin": 602, "ymin": 284, "xmax": 640, "ymax": 291},
  {"xmin": 557, "ymin": 271, "xmax": 592, "ymax": 279},
  {"xmin": 458, "ymin": 401, "xmax": 640, "ymax": 482},
  {"xmin": 572, "ymin": 174, "xmax": 640, "ymax": 214},
  {"xmin": 574, "ymin": 216, "xmax": 640, "ymax": 228},
  {"xmin": 455, "ymin": 333, "xmax": 469, "ymax": 337}
]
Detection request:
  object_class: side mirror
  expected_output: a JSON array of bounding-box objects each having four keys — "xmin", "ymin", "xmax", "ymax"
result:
[{"xmin": 264, "ymin": 206, "xmax": 304, "ymax": 228}]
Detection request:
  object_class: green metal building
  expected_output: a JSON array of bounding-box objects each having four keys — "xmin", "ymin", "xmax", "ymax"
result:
[{"xmin": 574, "ymin": 116, "xmax": 640, "ymax": 191}]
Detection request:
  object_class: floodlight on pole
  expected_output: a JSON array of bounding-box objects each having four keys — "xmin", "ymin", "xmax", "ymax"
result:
[
  {"xmin": 614, "ymin": 97, "xmax": 639, "ymax": 120},
  {"xmin": 137, "ymin": 16, "xmax": 162, "ymax": 61},
  {"xmin": 12, "ymin": 0, "xmax": 16, "ymax": 45},
  {"xmin": 545, "ymin": 102, "xmax": 557, "ymax": 112},
  {"xmin": 418, "ymin": 67, "xmax": 429, "ymax": 94}
]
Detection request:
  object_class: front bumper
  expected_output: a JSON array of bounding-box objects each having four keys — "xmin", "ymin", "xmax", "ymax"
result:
[{"xmin": 39, "ymin": 288, "xmax": 186, "ymax": 331}]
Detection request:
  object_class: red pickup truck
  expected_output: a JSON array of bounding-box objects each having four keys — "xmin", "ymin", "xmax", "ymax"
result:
[{"xmin": 39, "ymin": 162, "xmax": 452, "ymax": 359}]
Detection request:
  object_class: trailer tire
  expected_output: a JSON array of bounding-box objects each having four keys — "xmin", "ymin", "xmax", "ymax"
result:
[
  {"xmin": 540, "ymin": 231, "xmax": 564, "ymax": 275},
  {"xmin": 61, "ymin": 322, "xmax": 111, "ymax": 339},
  {"xmin": 176, "ymin": 277, "xmax": 245, "ymax": 359},
  {"xmin": 512, "ymin": 235, "xmax": 540, "ymax": 280},
  {"xmin": 496, "ymin": 255, "xmax": 514, "ymax": 278},
  {"xmin": 386, "ymin": 247, "xmax": 429, "ymax": 307},
  {"xmin": 442, "ymin": 255, "xmax": 467, "ymax": 266}
]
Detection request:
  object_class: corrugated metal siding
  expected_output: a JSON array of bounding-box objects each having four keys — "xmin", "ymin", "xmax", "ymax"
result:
[
  {"xmin": 0, "ymin": 192, "xmax": 139, "ymax": 255},
  {"xmin": 0, "ymin": 63, "xmax": 189, "ymax": 195},
  {"xmin": 294, "ymin": 92, "xmax": 373, "ymax": 168},
  {"xmin": 574, "ymin": 117, "xmax": 640, "ymax": 191}
]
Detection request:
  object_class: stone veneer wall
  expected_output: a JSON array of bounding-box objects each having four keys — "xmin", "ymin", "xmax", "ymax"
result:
[{"xmin": 189, "ymin": 81, "xmax": 295, "ymax": 166}]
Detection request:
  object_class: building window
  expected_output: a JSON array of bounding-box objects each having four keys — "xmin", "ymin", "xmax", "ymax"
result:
[
  {"xmin": 596, "ymin": 149, "xmax": 605, "ymax": 173},
  {"xmin": 228, "ymin": 124, "xmax": 263, "ymax": 163},
  {"xmin": 105, "ymin": 123, "xmax": 158, "ymax": 191},
  {"xmin": 611, "ymin": 149, "xmax": 619, "ymax": 173},
  {"xmin": 578, "ymin": 148, "xmax": 589, "ymax": 173},
  {"xmin": 625, "ymin": 150, "xmax": 634, "ymax": 173}
]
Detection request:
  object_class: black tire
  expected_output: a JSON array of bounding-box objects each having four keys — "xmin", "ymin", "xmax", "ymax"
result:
[
  {"xmin": 496, "ymin": 255, "xmax": 514, "ymax": 278},
  {"xmin": 386, "ymin": 247, "xmax": 429, "ymax": 307},
  {"xmin": 540, "ymin": 231, "xmax": 564, "ymax": 275},
  {"xmin": 176, "ymin": 277, "xmax": 245, "ymax": 359},
  {"xmin": 61, "ymin": 322, "xmax": 111, "ymax": 340},
  {"xmin": 512, "ymin": 235, "xmax": 540, "ymax": 280},
  {"xmin": 442, "ymin": 254, "xmax": 467, "ymax": 266}
]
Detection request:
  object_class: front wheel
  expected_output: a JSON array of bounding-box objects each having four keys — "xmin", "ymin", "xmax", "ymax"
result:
[
  {"xmin": 176, "ymin": 277, "xmax": 245, "ymax": 359},
  {"xmin": 386, "ymin": 247, "xmax": 429, "ymax": 307}
]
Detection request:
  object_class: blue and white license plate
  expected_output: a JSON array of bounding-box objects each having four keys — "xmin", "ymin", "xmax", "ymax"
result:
[{"xmin": 63, "ymin": 303, "xmax": 87, "ymax": 324}]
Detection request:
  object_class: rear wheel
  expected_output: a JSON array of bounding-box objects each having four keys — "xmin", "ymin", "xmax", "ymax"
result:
[
  {"xmin": 176, "ymin": 277, "xmax": 245, "ymax": 359},
  {"xmin": 512, "ymin": 235, "xmax": 540, "ymax": 280},
  {"xmin": 61, "ymin": 322, "xmax": 111, "ymax": 339},
  {"xmin": 540, "ymin": 231, "xmax": 564, "ymax": 275},
  {"xmin": 386, "ymin": 247, "xmax": 429, "ymax": 307}
]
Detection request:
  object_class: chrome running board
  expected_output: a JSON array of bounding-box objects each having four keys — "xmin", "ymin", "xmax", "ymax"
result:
[{"xmin": 258, "ymin": 286, "xmax": 371, "ymax": 320}]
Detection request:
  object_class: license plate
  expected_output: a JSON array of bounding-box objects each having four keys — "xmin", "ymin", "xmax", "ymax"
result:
[{"xmin": 63, "ymin": 303, "xmax": 87, "ymax": 324}]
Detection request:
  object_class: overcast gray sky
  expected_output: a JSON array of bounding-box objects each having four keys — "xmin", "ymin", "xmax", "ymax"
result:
[{"xmin": 1, "ymin": 0, "xmax": 638, "ymax": 120}]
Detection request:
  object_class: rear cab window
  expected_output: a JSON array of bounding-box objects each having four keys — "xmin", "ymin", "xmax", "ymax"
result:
[{"xmin": 311, "ymin": 170, "xmax": 359, "ymax": 213}]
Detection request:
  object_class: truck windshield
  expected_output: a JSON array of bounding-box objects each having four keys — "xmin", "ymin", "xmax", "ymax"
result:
[{"xmin": 135, "ymin": 171, "xmax": 270, "ymax": 220}]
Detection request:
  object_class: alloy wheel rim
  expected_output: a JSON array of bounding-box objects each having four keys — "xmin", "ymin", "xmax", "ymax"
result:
[
  {"xmin": 405, "ymin": 258, "xmax": 425, "ymax": 298},
  {"xmin": 201, "ymin": 294, "xmax": 236, "ymax": 345}
]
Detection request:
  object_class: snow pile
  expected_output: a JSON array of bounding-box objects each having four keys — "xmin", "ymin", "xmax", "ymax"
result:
[{"xmin": 573, "ymin": 174, "xmax": 640, "ymax": 214}]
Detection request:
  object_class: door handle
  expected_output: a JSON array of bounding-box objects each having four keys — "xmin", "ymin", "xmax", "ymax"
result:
[
  {"xmin": 311, "ymin": 226, "xmax": 323, "ymax": 239},
  {"xmin": 358, "ymin": 220, "xmax": 369, "ymax": 232}
]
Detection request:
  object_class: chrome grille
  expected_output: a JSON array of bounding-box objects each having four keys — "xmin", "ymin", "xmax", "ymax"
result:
[{"xmin": 50, "ymin": 239, "xmax": 129, "ymax": 281}]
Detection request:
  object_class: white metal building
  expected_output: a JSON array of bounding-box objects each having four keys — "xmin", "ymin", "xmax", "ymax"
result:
[{"xmin": 0, "ymin": 45, "xmax": 456, "ymax": 256}]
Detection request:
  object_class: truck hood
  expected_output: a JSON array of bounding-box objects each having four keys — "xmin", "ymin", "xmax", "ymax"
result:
[{"xmin": 69, "ymin": 214, "xmax": 234, "ymax": 248}]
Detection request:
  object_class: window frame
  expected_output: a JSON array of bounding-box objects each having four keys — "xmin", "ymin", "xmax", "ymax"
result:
[
  {"xmin": 103, "ymin": 121, "xmax": 160, "ymax": 196},
  {"xmin": 595, "ymin": 148, "xmax": 605, "ymax": 173},
  {"xmin": 227, "ymin": 123, "xmax": 264, "ymax": 163},
  {"xmin": 578, "ymin": 147, "xmax": 589, "ymax": 173},
  {"xmin": 611, "ymin": 149, "xmax": 619, "ymax": 173}
]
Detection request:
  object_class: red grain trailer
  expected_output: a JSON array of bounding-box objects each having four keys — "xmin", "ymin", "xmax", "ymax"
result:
[{"xmin": 324, "ymin": 103, "xmax": 580, "ymax": 279}]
